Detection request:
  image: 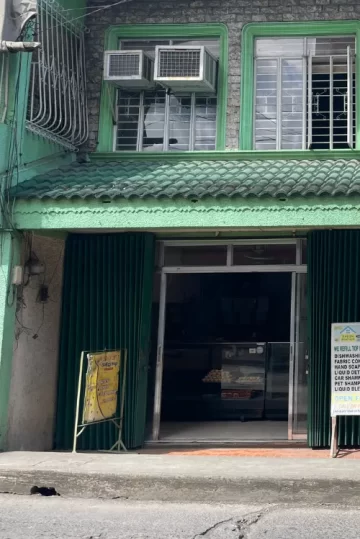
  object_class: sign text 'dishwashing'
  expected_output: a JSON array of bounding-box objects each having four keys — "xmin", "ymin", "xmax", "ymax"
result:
[{"xmin": 331, "ymin": 323, "xmax": 360, "ymax": 416}]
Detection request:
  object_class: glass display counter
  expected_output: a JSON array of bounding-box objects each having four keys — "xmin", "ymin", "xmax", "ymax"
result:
[{"xmin": 161, "ymin": 342, "xmax": 269, "ymax": 421}]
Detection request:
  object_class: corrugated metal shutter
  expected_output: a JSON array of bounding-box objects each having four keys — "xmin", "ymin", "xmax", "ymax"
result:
[
  {"xmin": 308, "ymin": 230, "xmax": 360, "ymax": 448},
  {"xmin": 55, "ymin": 233, "xmax": 155, "ymax": 450}
]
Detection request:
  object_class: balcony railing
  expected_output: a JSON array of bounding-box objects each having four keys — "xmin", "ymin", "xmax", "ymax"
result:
[{"xmin": 26, "ymin": 0, "xmax": 88, "ymax": 150}]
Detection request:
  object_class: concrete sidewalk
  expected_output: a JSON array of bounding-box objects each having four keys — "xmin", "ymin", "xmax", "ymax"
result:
[{"xmin": 1, "ymin": 451, "xmax": 360, "ymax": 504}]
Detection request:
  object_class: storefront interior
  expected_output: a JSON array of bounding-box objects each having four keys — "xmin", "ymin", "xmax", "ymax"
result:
[
  {"xmin": 158, "ymin": 272, "xmax": 292, "ymax": 442},
  {"xmin": 148, "ymin": 241, "xmax": 308, "ymax": 444}
]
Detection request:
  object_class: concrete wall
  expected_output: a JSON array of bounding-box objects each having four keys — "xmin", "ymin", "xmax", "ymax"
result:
[
  {"xmin": 6, "ymin": 235, "xmax": 65, "ymax": 451},
  {"xmin": 85, "ymin": 0, "xmax": 360, "ymax": 151}
]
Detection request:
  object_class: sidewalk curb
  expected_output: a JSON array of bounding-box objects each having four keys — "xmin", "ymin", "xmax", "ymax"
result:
[{"xmin": 2, "ymin": 469, "xmax": 360, "ymax": 504}]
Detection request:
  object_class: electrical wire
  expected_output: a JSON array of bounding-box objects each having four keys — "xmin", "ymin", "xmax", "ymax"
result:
[{"xmin": 11, "ymin": 0, "xmax": 133, "ymax": 34}]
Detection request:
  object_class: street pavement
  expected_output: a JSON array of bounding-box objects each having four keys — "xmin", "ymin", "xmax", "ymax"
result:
[{"xmin": 0, "ymin": 494, "xmax": 360, "ymax": 539}]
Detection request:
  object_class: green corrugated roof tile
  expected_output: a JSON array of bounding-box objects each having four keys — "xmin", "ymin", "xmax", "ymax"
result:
[{"xmin": 10, "ymin": 158, "xmax": 360, "ymax": 200}]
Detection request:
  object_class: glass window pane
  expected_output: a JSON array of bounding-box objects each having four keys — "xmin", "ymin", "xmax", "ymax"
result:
[
  {"xmin": 116, "ymin": 91, "xmax": 140, "ymax": 151},
  {"xmin": 306, "ymin": 36, "xmax": 355, "ymax": 57},
  {"xmin": 301, "ymin": 240, "xmax": 307, "ymax": 264},
  {"xmin": 142, "ymin": 90, "xmax": 166, "ymax": 151},
  {"xmin": 255, "ymin": 38, "xmax": 304, "ymax": 58},
  {"xmin": 233, "ymin": 244, "xmax": 296, "ymax": 265},
  {"xmin": 195, "ymin": 96, "xmax": 217, "ymax": 150},
  {"xmin": 255, "ymin": 59, "xmax": 278, "ymax": 150},
  {"xmin": 164, "ymin": 246, "xmax": 227, "ymax": 266},
  {"xmin": 168, "ymin": 94, "xmax": 191, "ymax": 151},
  {"xmin": 281, "ymin": 58, "xmax": 304, "ymax": 150}
]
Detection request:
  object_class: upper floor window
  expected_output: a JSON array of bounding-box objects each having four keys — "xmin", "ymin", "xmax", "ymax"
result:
[
  {"xmin": 254, "ymin": 36, "xmax": 356, "ymax": 150},
  {"xmin": 114, "ymin": 38, "xmax": 219, "ymax": 152}
]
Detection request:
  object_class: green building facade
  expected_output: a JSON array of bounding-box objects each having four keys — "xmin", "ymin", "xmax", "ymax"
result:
[{"xmin": 2, "ymin": 0, "xmax": 360, "ymax": 451}]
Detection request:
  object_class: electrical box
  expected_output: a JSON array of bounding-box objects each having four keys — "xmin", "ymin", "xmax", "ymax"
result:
[{"xmin": 12, "ymin": 266, "xmax": 24, "ymax": 286}]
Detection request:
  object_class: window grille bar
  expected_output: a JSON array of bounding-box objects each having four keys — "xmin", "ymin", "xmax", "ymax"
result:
[
  {"xmin": 137, "ymin": 91, "xmax": 145, "ymax": 151},
  {"xmin": 189, "ymin": 92, "xmax": 196, "ymax": 150},
  {"xmin": 307, "ymin": 54, "xmax": 313, "ymax": 149},
  {"xmin": 347, "ymin": 46, "xmax": 354, "ymax": 148},
  {"xmin": 26, "ymin": 0, "xmax": 88, "ymax": 150},
  {"xmin": 302, "ymin": 57, "xmax": 307, "ymax": 150},
  {"xmin": 276, "ymin": 58, "xmax": 282, "ymax": 150},
  {"xmin": 329, "ymin": 55, "xmax": 334, "ymax": 150},
  {"xmin": 163, "ymin": 91, "xmax": 170, "ymax": 151}
]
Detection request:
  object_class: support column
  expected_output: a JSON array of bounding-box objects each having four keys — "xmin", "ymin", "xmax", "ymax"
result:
[{"xmin": 0, "ymin": 232, "xmax": 20, "ymax": 451}]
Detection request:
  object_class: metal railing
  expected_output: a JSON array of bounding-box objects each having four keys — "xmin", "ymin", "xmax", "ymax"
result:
[{"xmin": 26, "ymin": 0, "xmax": 88, "ymax": 150}]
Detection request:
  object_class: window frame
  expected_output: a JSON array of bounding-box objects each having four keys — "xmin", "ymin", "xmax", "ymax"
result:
[
  {"xmin": 98, "ymin": 24, "xmax": 228, "ymax": 153},
  {"xmin": 240, "ymin": 21, "xmax": 360, "ymax": 152}
]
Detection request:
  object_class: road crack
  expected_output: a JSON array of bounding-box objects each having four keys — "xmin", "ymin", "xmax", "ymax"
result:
[
  {"xmin": 193, "ymin": 510, "xmax": 265, "ymax": 538},
  {"xmin": 193, "ymin": 517, "xmax": 236, "ymax": 538},
  {"xmin": 235, "ymin": 511, "xmax": 263, "ymax": 538}
]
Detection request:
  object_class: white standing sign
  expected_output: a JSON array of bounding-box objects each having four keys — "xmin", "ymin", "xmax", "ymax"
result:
[{"xmin": 330, "ymin": 323, "xmax": 360, "ymax": 457}]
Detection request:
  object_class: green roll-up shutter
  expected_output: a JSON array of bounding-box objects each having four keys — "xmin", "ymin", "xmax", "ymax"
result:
[
  {"xmin": 55, "ymin": 232, "xmax": 155, "ymax": 450},
  {"xmin": 308, "ymin": 230, "xmax": 360, "ymax": 448}
]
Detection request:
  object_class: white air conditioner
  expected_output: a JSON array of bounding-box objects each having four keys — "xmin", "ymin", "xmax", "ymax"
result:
[
  {"xmin": 103, "ymin": 50, "xmax": 154, "ymax": 89},
  {"xmin": 154, "ymin": 46, "xmax": 217, "ymax": 93}
]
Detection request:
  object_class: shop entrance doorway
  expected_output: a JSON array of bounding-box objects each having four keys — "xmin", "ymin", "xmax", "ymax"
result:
[{"xmin": 151, "ymin": 240, "xmax": 307, "ymax": 443}]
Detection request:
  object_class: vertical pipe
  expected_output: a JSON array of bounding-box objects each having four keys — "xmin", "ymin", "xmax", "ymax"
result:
[
  {"xmin": 1, "ymin": 54, "xmax": 9, "ymax": 123},
  {"xmin": 152, "ymin": 272, "xmax": 167, "ymax": 440}
]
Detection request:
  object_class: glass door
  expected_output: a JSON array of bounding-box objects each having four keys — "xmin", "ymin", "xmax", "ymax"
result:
[{"xmin": 289, "ymin": 272, "xmax": 308, "ymax": 439}]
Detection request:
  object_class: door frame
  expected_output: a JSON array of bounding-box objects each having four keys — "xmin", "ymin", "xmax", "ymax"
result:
[{"xmin": 152, "ymin": 239, "xmax": 307, "ymax": 442}]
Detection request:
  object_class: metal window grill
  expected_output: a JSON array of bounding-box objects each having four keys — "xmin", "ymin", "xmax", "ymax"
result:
[
  {"xmin": 158, "ymin": 49, "xmax": 201, "ymax": 78},
  {"xmin": 254, "ymin": 36, "xmax": 356, "ymax": 151},
  {"xmin": 115, "ymin": 90, "xmax": 217, "ymax": 152},
  {"xmin": 115, "ymin": 40, "xmax": 218, "ymax": 152},
  {"xmin": 109, "ymin": 54, "xmax": 140, "ymax": 77},
  {"xmin": 26, "ymin": 0, "xmax": 88, "ymax": 150},
  {"xmin": 0, "ymin": 53, "xmax": 9, "ymax": 123}
]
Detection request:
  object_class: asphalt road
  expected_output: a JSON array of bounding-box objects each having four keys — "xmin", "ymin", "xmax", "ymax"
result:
[{"xmin": 0, "ymin": 494, "xmax": 360, "ymax": 538}]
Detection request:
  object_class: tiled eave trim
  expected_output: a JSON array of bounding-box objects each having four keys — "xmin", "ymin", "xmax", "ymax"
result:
[{"xmin": 13, "ymin": 197, "xmax": 360, "ymax": 231}]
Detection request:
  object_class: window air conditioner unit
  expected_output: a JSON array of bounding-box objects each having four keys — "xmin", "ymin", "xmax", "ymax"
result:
[
  {"xmin": 154, "ymin": 46, "xmax": 217, "ymax": 93},
  {"xmin": 103, "ymin": 50, "xmax": 154, "ymax": 89}
]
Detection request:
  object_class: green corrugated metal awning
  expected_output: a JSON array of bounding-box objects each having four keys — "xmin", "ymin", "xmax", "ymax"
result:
[{"xmin": 11, "ymin": 158, "xmax": 360, "ymax": 200}]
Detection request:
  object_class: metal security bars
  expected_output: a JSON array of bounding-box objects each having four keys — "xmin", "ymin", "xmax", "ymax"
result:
[
  {"xmin": 115, "ymin": 39, "xmax": 219, "ymax": 152},
  {"xmin": 0, "ymin": 53, "xmax": 9, "ymax": 123},
  {"xmin": 254, "ymin": 36, "xmax": 356, "ymax": 150},
  {"xmin": 116, "ymin": 89, "xmax": 217, "ymax": 151},
  {"xmin": 26, "ymin": 0, "xmax": 88, "ymax": 150}
]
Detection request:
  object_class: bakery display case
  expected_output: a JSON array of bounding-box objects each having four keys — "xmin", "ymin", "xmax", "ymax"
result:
[
  {"xmin": 161, "ymin": 342, "xmax": 268, "ymax": 421},
  {"xmin": 203, "ymin": 343, "xmax": 266, "ymax": 420}
]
